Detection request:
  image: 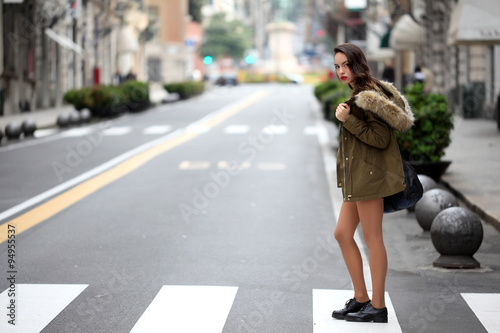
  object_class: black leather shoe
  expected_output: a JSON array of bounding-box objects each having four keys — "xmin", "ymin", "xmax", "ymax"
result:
[
  {"xmin": 345, "ymin": 303, "xmax": 388, "ymax": 323},
  {"xmin": 331, "ymin": 298, "xmax": 371, "ymax": 320}
]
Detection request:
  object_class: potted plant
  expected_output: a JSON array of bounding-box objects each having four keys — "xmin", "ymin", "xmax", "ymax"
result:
[{"xmin": 397, "ymin": 83, "xmax": 454, "ymax": 181}]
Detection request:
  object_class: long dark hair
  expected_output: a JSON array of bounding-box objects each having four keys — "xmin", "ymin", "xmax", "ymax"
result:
[{"xmin": 334, "ymin": 43, "xmax": 392, "ymax": 99}]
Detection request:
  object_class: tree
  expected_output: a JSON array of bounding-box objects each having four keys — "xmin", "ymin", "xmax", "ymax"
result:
[
  {"xmin": 199, "ymin": 13, "xmax": 251, "ymax": 60},
  {"xmin": 189, "ymin": 0, "xmax": 204, "ymax": 23}
]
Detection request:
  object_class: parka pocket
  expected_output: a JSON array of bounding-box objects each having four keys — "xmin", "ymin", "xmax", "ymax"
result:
[{"xmin": 352, "ymin": 159, "xmax": 386, "ymax": 197}]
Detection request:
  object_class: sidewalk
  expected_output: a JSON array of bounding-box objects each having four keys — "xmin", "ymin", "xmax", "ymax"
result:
[
  {"xmin": 0, "ymin": 105, "xmax": 73, "ymax": 130},
  {"xmin": 0, "ymin": 105, "xmax": 499, "ymax": 230},
  {"xmin": 441, "ymin": 116, "xmax": 500, "ymax": 231}
]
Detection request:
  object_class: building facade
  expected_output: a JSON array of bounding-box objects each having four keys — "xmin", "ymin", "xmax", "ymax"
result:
[
  {"xmin": 0, "ymin": 0, "xmax": 125, "ymax": 116},
  {"xmin": 143, "ymin": 0, "xmax": 189, "ymax": 84}
]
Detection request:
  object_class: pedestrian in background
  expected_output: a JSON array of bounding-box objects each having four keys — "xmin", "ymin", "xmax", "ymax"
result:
[
  {"xmin": 113, "ymin": 69, "xmax": 123, "ymax": 86},
  {"xmin": 125, "ymin": 70, "xmax": 137, "ymax": 82},
  {"xmin": 331, "ymin": 43, "xmax": 415, "ymax": 323},
  {"xmin": 381, "ymin": 60, "xmax": 395, "ymax": 83},
  {"xmin": 413, "ymin": 65, "xmax": 426, "ymax": 84}
]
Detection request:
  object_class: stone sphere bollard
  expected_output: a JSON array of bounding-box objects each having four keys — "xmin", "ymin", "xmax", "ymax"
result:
[
  {"xmin": 415, "ymin": 189, "xmax": 458, "ymax": 231},
  {"xmin": 5, "ymin": 122, "xmax": 22, "ymax": 140},
  {"xmin": 21, "ymin": 119, "xmax": 37, "ymax": 137},
  {"xmin": 57, "ymin": 113, "xmax": 70, "ymax": 128},
  {"xmin": 418, "ymin": 174, "xmax": 438, "ymax": 192},
  {"xmin": 408, "ymin": 174, "xmax": 439, "ymax": 212},
  {"xmin": 431, "ymin": 207, "xmax": 483, "ymax": 268},
  {"xmin": 69, "ymin": 111, "xmax": 81, "ymax": 125},
  {"xmin": 80, "ymin": 108, "xmax": 91, "ymax": 123}
]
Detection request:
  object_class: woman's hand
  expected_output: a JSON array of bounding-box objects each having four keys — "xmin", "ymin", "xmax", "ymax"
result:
[{"xmin": 335, "ymin": 103, "xmax": 350, "ymax": 122}]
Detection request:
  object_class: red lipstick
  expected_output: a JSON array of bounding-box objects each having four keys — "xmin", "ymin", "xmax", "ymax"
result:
[{"xmin": 340, "ymin": 76, "xmax": 348, "ymax": 81}]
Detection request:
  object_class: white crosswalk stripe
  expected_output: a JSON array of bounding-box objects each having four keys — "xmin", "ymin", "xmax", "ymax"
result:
[
  {"xmin": 34, "ymin": 128, "xmax": 58, "ymax": 138},
  {"xmin": 313, "ymin": 289, "xmax": 402, "ymax": 333},
  {"xmin": 224, "ymin": 125, "xmax": 250, "ymax": 134},
  {"xmin": 142, "ymin": 125, "xmax": 172, "ymax": 135},
  {"xmin": 130, "ymin": 285, "xmax": 238, "ymax": 333},
  {"xmin": 179, "ymin": 160, "xmax": 211, "ymax": 170},
  {"xmin": 263, "ymin": 125, "xmax": 288, "ymax": 134},
  {"xmin": 461, "ymin": 293, "xmax": 500, "ymax": 333},
  {"xmin": 102, "ymin": 126, "xmax": 132, "ymax": 136},
  {"xmin": 0, "ymin": 284, "xmax": 88, "ymax": 332},
  {"xmin": 61, "ymin": 128, "xmax": 94, "ymax": 137},
  {"xmin": 304, "ymin": 126, "xmax": 321, "ymax": 136}
]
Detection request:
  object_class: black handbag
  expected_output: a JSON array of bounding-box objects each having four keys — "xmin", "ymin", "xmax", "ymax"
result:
[{"xmin": 384, "ymin": 159, "xmax": 424, "ymax": 213}]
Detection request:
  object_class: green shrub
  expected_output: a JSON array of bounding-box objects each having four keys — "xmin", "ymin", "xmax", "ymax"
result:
[
  {"xmin": 314, "ymin": 80, "xmax": 342, "ymax": 101},
  {"xmin": 122, "ymin": 81, "xmax": 150, "ymax": 111},
  {"xmin": 63, "ymin": 87, "xmax": 91, "ymax": 110},
  {"xmin": 242, "ymin": 73, "xmax": 266, "ymax": 83},
  {"xmin": 64, "ymin": 81, "xmax": 152, "ymax": 116},
  {"xmin": 164, "ymin": 81, "xmax": 204, "ymax": 99},
  {"xmin": 397, "ymin": 83, "xmax": 454, "ymax": 162},
  {"xmin": 88, "ymin": 85, "xmax": 127, "ymax": 117},
  {"xmin": 314, "ymin": 80, "xmax": 351, "ymax": 125}
]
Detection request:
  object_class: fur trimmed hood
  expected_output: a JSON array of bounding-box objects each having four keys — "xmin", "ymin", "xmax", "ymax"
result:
[{"xmin": 354, "ymin": 81, "xmax": 414, "ymax": 132}]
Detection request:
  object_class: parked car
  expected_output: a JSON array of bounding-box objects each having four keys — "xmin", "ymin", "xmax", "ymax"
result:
[{"xmin": 215, "ymin": 73, "xmax": 239, "ymax": 86}]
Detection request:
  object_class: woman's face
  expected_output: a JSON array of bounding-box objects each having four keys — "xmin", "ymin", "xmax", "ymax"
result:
[{"xmin": 334, "ymin": 52, "xmax": 354, "ymax": 86}]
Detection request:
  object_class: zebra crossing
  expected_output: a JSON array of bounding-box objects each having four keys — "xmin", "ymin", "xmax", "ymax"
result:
[
  {"xmin": 1, "ymin": 284, "xmax": 499, "ymax": 333},
  {"xmin": 0, "ymin": 284, "xmax": 88, "ymax": 332},
  {"xmin": 35, "ymin": 124, "xmax": 316, "ymax": 139}
]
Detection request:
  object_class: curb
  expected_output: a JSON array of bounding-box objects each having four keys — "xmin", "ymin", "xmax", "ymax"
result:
[{"xmin": 440, "ymin": 178, "xmax": 500, "ymax": 233}]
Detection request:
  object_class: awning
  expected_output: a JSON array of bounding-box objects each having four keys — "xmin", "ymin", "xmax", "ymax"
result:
[
  {"xmin": 366, "ymin": 48, "xmax": 395, "ymax": 61},
  {"xmin": 45, "ymin": 28, "xmax": 82, "ymax": 54},
  {"xmin": 389, "ymin": 14, "xmax": 424, "ymax": 50},
  {"xmin": 448, "ymin": 0, "xmax": 500, "ymax": 45}
]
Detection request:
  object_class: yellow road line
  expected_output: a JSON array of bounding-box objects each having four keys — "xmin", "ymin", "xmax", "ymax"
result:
[{"xmin": 0, "ymin": 90, "xmax": 268, "ymax": 244}]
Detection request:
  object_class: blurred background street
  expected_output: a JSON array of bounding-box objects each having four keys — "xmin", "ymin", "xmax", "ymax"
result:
[{"xmin": 0, "ymin": 1, "xmax": 499, "ymax": 333}]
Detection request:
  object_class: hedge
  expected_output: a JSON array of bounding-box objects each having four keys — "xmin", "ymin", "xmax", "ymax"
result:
[
  {"xmin": 164, "ymin": 81, "xmax": 204, "ymax": 100},
  {"xmin": 63, "ymin": 81, "xmax": 150, "ymax": 117}
]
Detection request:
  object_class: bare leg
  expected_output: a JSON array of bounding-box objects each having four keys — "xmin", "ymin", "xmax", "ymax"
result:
[
  {"xmin": 334, "ymin": 201, "xmax": 370, "ymax": 302},
  {"xmin": 357, "ymin": 198, "xmax": 386, "ymax": 309}
]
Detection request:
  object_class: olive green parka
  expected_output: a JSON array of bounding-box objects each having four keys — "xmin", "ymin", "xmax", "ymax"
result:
[{"xmin": 336, "ymin": 81, "xmax": 415, "ymax": 202}]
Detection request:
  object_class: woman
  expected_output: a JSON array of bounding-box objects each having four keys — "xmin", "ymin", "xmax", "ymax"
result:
[{"xmin": 330, "ymin": 43, "xmax": 414, "ymax": 323}]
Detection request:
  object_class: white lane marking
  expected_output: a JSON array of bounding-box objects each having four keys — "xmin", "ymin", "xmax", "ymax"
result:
[
  {"xmin": 130, "ymin": 285, "xmax": 238, "ymax": 333},
  {"xmin": 179, "ymin": 161, "xmax": 211, "ymax": 170},
  {"xmin": 0, "ymin": 284, "xmax": 88, "ymax": 332},
  {"xmin": 304, "ymin": 126, "xmax": 320, "ymax": 136},
  {"xmin": 102, "ymin": 126, "xmax": 132, "ymax": 136},
  {"xmin": 257, "ymin": 162, "xmax": 287, "ymax": 170},
  {"xmin": 60, "ymin": 128, "xmax": 94, "ymax": 137},
  {"xmin": 224, "ymin": 125, "xmax": 250, "ymax": 134},
  {"xmin": 186, "ymin": 124, "xmax": 211, "ymax": 134},
  {"xmin": 461, "ymin": 293, "xmax": 500, "ymax": 333},
  {"xmin": 142, "ymin": 125, "xmax": 172, "ymax": 135},
  {"xmin": 217, "ymin": 161, "xmax": 251, "ymax": 170},
  {"xmin": 263, "ymin": 125, "xmax": 288, "ymax": 134},
  {"xmin": 34, "ymin": 128, "xmax": 58, "ymax": 138},
  {"xmin": 0, "ymin": 90, "xmax": 266, "ymax": 223},
  {"xmin": 313, "ymin": 289, "xmax": 402, "ymax": 332},
  {"xmin": 315, "ymin": 112, "xmax": 372, "ymax": 289}
]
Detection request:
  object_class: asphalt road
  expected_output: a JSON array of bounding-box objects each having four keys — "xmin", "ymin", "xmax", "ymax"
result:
[{"xmin": 0, "ymin": 84, "xmax": 499, "ymax": 333}]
